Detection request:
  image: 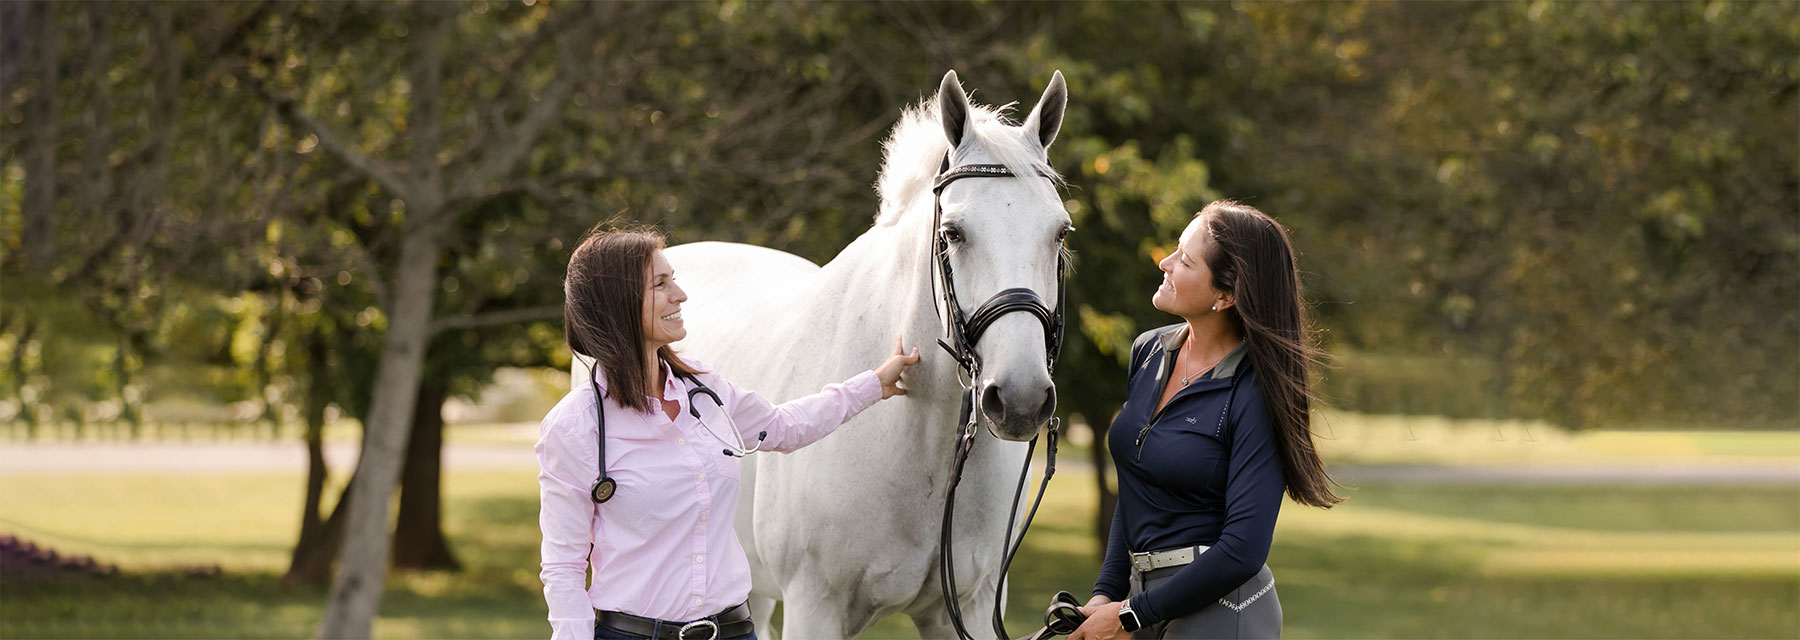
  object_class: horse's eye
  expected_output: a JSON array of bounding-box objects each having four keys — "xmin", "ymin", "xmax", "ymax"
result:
[
  {"xmin": 1057, "ymin": 225, "xmax": 1074, "ymax": 242},
  {"xmin": 940, "ymin": 227, "xmax": 964, "ymax": 244}
]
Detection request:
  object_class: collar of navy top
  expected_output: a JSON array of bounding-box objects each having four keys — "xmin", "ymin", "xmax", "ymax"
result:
[
  {"xmin": 1153, "ymin": 325, "xmax": 1248, "ymax": 382},
  {"xmin": 1134, "ymin": 325, "xmax": 1250, "ymax": 459}
]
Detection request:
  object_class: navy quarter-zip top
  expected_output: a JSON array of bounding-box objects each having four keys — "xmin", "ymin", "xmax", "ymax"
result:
[{"xmin": 1092, "ymin": 324, "xmax": 1289, "ymax": 627}]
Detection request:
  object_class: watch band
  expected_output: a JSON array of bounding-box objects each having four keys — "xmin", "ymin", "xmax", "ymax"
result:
[{"xmin": 1118, "ymin": 599, "xmax": 1143, "ymax": 632}]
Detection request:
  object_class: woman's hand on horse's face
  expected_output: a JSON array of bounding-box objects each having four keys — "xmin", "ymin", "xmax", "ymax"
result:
[
  {"xmin": 877, "ymin": 334, "xmax": 922, "ymax": 399},
  {"xmin": 1070, "ymin": 601, "xmax": 1130, "ymax": 640}
]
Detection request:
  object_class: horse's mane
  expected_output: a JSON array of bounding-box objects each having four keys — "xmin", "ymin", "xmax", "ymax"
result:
[{"xmin": 875, "ymin": 92, "xmax": 1063, "ymax": 227}]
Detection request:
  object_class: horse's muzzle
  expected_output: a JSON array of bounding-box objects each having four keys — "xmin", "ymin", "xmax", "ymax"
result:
[{"xmin": 979, "ymin": 381, "xmax": 1057, "ymax": 441}]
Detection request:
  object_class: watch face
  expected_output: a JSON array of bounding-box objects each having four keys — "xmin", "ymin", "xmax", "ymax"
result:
[{"xmin": 1119, "ymin": 608, "xmax": 1141, "ymax": 632}]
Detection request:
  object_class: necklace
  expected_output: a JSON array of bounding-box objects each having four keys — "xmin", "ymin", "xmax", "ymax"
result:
[{"xmin": 1179, "ymin": 333, "xmax": 1231, "ymax": 386}]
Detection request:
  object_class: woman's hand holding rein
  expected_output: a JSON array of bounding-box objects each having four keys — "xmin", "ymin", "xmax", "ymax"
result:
[{"xmin": 876, "ymin": 335, "xmax": 922, "ymax": 399}]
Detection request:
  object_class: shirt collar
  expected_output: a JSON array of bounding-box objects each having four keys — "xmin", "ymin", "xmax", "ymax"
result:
[
  {"xmin": 654, "ymin": 359, "xmax": 680, "ymax": 400},
  {"xmin": 1157, "ymin": 325, "xmax": 1249, "ymax": 380}
]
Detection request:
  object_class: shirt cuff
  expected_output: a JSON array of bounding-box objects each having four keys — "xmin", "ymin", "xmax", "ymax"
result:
[
  {"xmin": 1131, "ymin": 592, "xmax": 1168, "ymax": 628},
  {"xmin": 846, "ymin": 370, "xmax": 883, "ymax": 411},
  {"xmin": 551, "ymin": 617, "xmax": 594, "ymax": 640}
]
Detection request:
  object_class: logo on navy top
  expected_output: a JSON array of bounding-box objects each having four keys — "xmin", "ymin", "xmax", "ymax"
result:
[{"xmin": 1185, "ymin": 417, "xmax": 1197, "ymax": 424}]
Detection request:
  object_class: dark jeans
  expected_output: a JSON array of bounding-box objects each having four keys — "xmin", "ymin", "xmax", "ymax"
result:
[{"xmin": 594, "ymin": 622, "xmax": 755, "ymax": 640}]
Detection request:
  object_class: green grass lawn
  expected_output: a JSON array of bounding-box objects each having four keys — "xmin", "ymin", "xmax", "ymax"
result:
[{"xmin": 2, "ymin": 421, "xmax": 1798, "ymax": 639}]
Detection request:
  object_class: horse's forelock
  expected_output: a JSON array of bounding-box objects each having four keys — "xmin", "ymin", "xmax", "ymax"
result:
[{"xmin": 875, "ymin": 92, "xmax": 1063, "ymax": 227}]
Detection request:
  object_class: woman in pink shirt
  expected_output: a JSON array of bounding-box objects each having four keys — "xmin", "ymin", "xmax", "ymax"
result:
[{"xmin": 537, "ymin": 229, "xmax": 920, "ymax": 640}]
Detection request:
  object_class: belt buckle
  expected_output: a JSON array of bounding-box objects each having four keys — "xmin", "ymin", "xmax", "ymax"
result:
[
  {"xmin": 679, "ymin": 619, "xmax": 720, "ymax": 640},
  {"xmin": 1129, "ymin": 551, "xmax": 1152, "ymax": 572}
]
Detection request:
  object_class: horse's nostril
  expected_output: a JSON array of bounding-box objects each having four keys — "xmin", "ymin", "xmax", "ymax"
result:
[
  {"xmin": 1036, "ymin": 386, "xmax": 1058, "ymax": 426},
  {"xmin": 980, "ymin": 383, "xmax": 1007, "ymax": 424}
]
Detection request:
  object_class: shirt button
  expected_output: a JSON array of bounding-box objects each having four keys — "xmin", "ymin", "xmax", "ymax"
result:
[
  {"xmin": 697, "ymin": 473, "xmax": 706, "ymax": 482},
  {"xmin": 696, "ymin": 555, "xmax": 705, "ymax": 564},
  {"xmin": 677, "ymin": 438, "xmax": 686, "ymax": 445},
  {"xmin": 699, "ymin": 512, "xmax": 708, "ymax": 522},
  {"xmin": 693, "ymin": 597, "xmax": 703, "ymax": 606}
]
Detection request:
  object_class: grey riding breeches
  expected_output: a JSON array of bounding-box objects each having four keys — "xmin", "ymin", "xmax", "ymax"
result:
[{"xmin": 1128, "ymin": 564, "xmax": 1281, "ymax": 640}]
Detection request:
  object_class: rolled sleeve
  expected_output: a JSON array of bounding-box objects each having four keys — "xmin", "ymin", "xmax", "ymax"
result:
[{"xmin": 535, "ymin": 401, "xmax": 599, "ymax": 640}]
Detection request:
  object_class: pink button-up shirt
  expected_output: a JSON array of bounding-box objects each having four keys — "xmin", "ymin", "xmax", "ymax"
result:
[{"xmin": 536, "ymin": 358, "xmax": 882, "ymax": 640}]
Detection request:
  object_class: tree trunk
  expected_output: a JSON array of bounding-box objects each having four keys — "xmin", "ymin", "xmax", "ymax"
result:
[
  {"xmin": 1080, "ymin": 401, "xmax": 1120, "ymax": 557},
  {"xmin": 11, "ymin": 319, "xmax": 38, "ymax": 438},
  {"xmin": 23, "ymin": 1, "xmax": 57, "ymax": 272},
  {"xmin": 258, "ymin": 293, "xmax": 286, "ymax": 439},
  {"xmin": 285, "ymin": 473, "xmax": 357, "ymax": 586},
  {"xmin": 284, "ymin": 332, "xmax": 334, "ymax": 585},
  {"xmin": 114, "ymin": 334, "xmax": 137, "ymax": 438},
  {"xmin": 316, "ymin": 216, "xmax": 445, "ymax": 638},
  {"xmin": 80, "ymin": 6, "xmax": 111, "ymax": 218},
  {"xmin": 142, "ymin": 2, "xmax": 174, "ymax": 223},
  {"xmin": 316, "ymin": 8, "xmax": 449, "ymax": 631},
  {"xmin": 391, "ymin": 379, "xmax": 459, "ymax": 570}
]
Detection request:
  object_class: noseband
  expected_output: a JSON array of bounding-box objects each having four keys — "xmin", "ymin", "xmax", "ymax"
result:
[{"xmin": 929, "ymin": 157, "xmax": 1068, "ymax": 640}]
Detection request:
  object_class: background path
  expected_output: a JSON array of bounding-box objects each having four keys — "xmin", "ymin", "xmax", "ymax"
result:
[{"xmin": 5, "ymin": 439, "xmax": 1796, "ymax": 485}]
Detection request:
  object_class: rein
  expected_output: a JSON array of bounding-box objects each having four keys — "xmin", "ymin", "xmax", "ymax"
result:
[{"xmin": 929, "ymin": 158, "xmax": 1068, "ymax": 640}]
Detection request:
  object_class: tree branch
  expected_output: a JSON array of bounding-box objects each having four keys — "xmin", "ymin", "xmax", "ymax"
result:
[
  {"xmin": 452, "ymin": 15, "xmax": 588, "ymax": 200},
  {"xmin": 266, "ymin": 94, "xmax": 417, "ymax": 204}
]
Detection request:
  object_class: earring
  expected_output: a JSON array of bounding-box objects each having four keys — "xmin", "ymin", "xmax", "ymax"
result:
[{"xmin": 1211, "ymin": 304, "xmax": 1219, "ymax": 312}]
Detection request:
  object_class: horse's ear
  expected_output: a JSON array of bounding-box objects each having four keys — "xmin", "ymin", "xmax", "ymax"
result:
[
  {"xmin": 1023, "ymin": 70, "xmax": 1067, "ymax": 150},
  {"xmin": 938, "ymin": 70, "xmax": 971, "ymax": 148}
]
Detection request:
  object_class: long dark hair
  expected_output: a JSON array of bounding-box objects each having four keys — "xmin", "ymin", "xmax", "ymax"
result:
[
  {"xmin": 1198, "ymin": 201, "xmax": 1343, "ymax": 508},
  {"xmin": 563, "ymin": 226, "xmax": 698, "ymax": 414}
]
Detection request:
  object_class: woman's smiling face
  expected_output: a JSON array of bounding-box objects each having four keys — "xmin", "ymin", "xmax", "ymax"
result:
[
  {"xmin": 1153, "ymin": 217, "xmax": 1226, "ymax": 318},
  {"xmin": 641, "ymin": 250, "xmax": 688, "ymax": 350}
]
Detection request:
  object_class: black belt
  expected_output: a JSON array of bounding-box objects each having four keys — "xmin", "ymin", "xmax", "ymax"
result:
[{"xmin": 596, "ymin": 603, "xmax": 754, "ymax": 640}]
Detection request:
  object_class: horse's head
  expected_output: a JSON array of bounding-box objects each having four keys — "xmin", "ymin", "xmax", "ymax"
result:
[{"xmin": 932, "ymin": 70, "xmax": 1070, "ymax": 442}]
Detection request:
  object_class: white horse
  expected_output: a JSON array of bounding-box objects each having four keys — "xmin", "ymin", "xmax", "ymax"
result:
[{"xmin": 586, "ymin": 70, "xmax": 1069, "ymax": 639}]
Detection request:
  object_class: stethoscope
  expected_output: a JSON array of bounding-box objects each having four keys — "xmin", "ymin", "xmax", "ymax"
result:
[
  {"xmin": 685, "ymin": 382, "xmax": 768, "ymax": 458},
  {"xmin": 589, "ymin": 360, "xmax": 767, "ymax": 504}
]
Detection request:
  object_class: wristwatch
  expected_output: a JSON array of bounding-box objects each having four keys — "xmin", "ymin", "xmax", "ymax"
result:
[{"xmin": 1118, "ymin": 598, "xmax": 1144, "ymax": 633}]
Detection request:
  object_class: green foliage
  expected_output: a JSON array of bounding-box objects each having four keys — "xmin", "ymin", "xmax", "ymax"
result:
[
  {"xmin": 3, "ymin": 1, "xmax": 1794, "ymax": 437},
  {"xmin": 1193, "ymin": 2, "xmax": 1800, "ymax": 428}
]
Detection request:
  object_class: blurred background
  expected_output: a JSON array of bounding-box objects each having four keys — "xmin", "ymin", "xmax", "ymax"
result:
[{"xmin": 1, "ymin": 1, "xmax": 1795, "ymax": 638}]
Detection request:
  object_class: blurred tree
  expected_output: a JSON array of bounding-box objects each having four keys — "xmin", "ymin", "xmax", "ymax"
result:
[
  {"xmin": 211, "ymin": 3, "xmax": 606, "ymax": 632},
  {"xmin": 1193, "ymin": 1, "xmax": 1799, "ymax": 428}
]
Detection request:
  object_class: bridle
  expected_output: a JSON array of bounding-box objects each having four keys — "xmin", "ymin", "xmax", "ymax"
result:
[
  {"xmin": 929, "ymin": 156, "xmax": 1068, "ymax": 640},
  {"xmin": 930, "ymin": 161, "xmax": 1068, "ymax": 375}
]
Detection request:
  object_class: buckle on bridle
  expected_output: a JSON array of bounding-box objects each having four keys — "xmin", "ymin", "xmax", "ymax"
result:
[{"xmin": 678, "ymin": 619, "xmax": 719, "ymax": 640}]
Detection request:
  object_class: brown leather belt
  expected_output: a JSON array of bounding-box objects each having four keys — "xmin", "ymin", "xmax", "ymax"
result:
[{"xmin": 597, "ymin": 603, "xmax": 754, "ymax": 640}]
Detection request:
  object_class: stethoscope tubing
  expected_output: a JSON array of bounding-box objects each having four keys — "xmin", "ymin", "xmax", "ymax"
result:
[
  {"xmin": 589, "ymin": 363, "xmax": 770, "ymax": 504},
  {"xmin": 687, "ymin": 382, "xmax": 766, "ymax": 457}
]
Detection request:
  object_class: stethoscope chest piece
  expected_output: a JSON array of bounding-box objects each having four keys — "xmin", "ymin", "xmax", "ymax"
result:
[{"xmin": 590, "ymin": 477, "xmax": 616, "ymax": 503}]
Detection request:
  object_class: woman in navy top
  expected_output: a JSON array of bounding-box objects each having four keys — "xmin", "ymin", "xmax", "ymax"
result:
[{"xmin": 1071, "ymin": 201, "xmax": 1342, "ymax": 640}]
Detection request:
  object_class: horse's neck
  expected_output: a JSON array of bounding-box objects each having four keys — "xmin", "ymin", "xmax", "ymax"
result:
[
  {"xmin": 812, "ymin": 194, "xmax": 976, "ymax": 443},
  {"xmin": 815, "ymin": 196, "xmax": 938, "ymax": 336}
]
